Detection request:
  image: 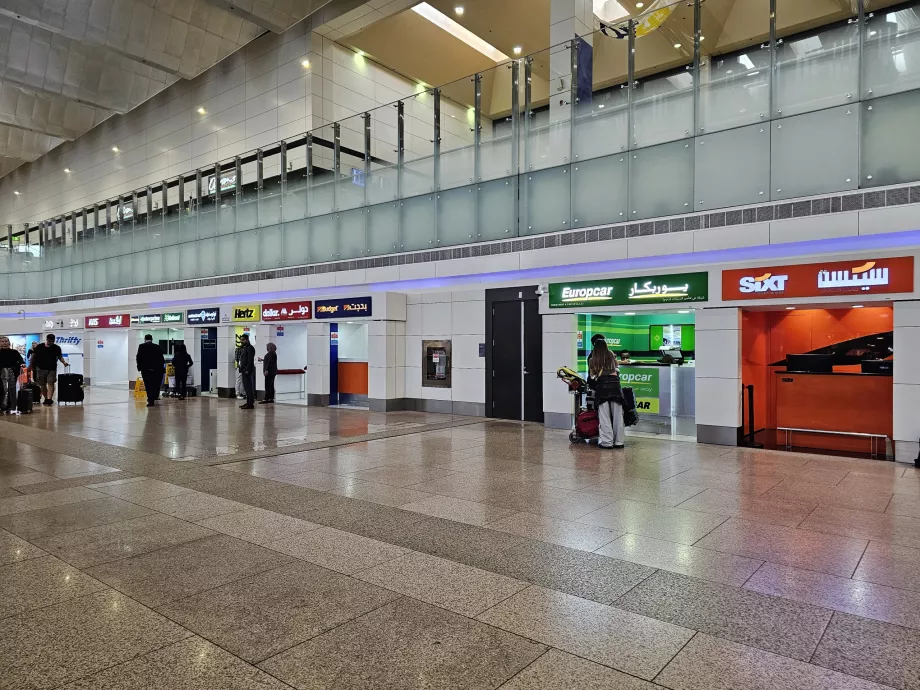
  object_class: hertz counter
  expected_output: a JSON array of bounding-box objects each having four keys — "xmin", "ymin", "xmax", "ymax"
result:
[{"xmin": 725, "ymin": 256, "xmax": 914, "ymax": 457}]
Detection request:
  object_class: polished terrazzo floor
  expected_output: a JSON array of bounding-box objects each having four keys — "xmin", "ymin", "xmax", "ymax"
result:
[{"xmin": 1, "ymin": 390, "xmax": 919, "ymax": 689}]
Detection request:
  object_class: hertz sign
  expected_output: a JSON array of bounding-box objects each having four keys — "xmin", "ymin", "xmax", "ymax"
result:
[{"xmin": 231, "ymin": 304, "xmax": 260, "ymax": 322}]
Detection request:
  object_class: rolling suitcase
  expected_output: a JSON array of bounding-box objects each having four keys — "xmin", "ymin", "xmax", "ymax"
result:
[
  {"xmin": 622, "ymin": 387, "xmax": 639, "ymax": 427},
  {"xmin": 16, "ymin": 387, "xmax": 33, "ymax": 413},
  {"xmin": 57, "ymin": 372, "xmax": 84, "ymax": 405}
]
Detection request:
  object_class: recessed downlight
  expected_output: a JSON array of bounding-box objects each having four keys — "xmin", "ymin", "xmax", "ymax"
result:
[
  {"xmin": 454, "ymin": 5, "xmax": 464, "ymax": 15},
  {"xmin": 111, "ymin": 146, "xmax": 119, "ymax": 152},
  {"xmin": 513, "ymin": 45, "xmax": 522, "ymax": 55}
]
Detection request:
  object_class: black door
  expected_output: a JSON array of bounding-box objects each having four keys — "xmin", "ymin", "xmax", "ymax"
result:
[
  {"xmin": 491, "ymin": 300, "xmax": 522, "ymax": 420},
  {"xmin": 523, "ymin": 298, "xmax": 544, "ymax": 423},
  {"xmin": 486, "ymin": 287, "xmax": 544, "ymax": 423}
]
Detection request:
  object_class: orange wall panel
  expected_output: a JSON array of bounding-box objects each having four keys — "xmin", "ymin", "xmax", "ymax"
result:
[{"xmin": 338, "ymin": 362, "xmax": 368, "ymax": 395}]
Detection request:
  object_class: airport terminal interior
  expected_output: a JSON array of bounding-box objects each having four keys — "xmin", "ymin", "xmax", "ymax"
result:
[{"xmin": 2, "ymin": 0, "xmax": 920, "ymax": 688}]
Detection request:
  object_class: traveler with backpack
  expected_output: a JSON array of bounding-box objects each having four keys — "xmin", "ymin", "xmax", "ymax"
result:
[{"xmin": 588, "ymin": 335, "xmax": 625, "ymax": 449}]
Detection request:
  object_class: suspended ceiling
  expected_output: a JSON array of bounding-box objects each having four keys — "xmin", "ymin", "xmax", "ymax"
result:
[{"xmin": 0, "ymin": 0, "xmax": 373, "ymax": 178}]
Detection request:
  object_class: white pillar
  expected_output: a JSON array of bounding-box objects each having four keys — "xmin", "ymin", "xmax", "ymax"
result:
[
  {"xmin": 894, "ymin": 301, "xmax": 920, "ymax": 463},
  {"xmin": 368, "ymin": 320, "xmax": 406, "ymax": 412},
  {"xmin": 307, "ymin": 321, "xmax": 330, "ymax": 406},
  {"xmin": 216, "ymin": 325, "xmax": 236, "ymax": 397},
  {"xmin": 543, "ymin": 313, "xmax": 579, "ymax": 429},
  {"xmin": 84, "ymin": 329, "xmax": 98, "ymax": 387},
  {"xmin": 695, "ymin": 308, "xmax": 742, "ymax": 445}
]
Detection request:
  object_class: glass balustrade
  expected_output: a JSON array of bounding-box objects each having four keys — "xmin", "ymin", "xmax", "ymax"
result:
[{"xmin": 6, "ymin": 0, "xmax": 920, "ymax": 301}]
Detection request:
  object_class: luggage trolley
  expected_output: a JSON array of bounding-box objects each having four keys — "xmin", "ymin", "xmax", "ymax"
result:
[{"xmin": 556, "ymin": 367, "xmax": 599, "ymax": 444}]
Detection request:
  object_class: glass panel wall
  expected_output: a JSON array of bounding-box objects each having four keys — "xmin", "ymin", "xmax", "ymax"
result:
[{"xmin": 9, "ymin": 0, "xmax": 920, "ymax": 300}]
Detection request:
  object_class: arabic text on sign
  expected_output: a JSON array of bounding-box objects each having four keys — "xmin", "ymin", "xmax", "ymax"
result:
[
  {"xmin": 628, "ymin": 282, "xmax": 690, "ymax": 299},
  {"xmin": 817, "ymin": 263, "xmax": 889, "ymax": 291}
]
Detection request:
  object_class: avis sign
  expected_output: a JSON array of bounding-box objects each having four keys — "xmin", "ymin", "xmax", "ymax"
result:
[
  {"xmin": 723, "ymin": 257, "xmax": 914, "ymax": 301},
  {"xmin": 85, "ymin": 313, "xmax": 130, "ymax": 329}
]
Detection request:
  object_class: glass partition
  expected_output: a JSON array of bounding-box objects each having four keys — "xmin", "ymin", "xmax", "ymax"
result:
[
  {"xmin": 864, "ymin": 0, "xmax": 920, "ymax": 98},
  {"xmin": 631, "ymin": 0, "xmax": 695, "ymax": 148},
  {"xmin": 698, "ymin": 0, "xmax": 771, "ymax": 134},
  {"xmin": 12, "ymin": 2, "xmax": 920, "ymax": 301},
  {"xmin": 774, "ymin": 0, "xmax": 860, "ymax": 117}
]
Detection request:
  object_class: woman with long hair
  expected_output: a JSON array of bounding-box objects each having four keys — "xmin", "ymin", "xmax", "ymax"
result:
[
  {"xmin": 588, "ymin": 335, "xmax": 625, "ymax": 448},
  {"xmin": 172, "ymin": 342, "xmax": 193, "ymax": 400}
]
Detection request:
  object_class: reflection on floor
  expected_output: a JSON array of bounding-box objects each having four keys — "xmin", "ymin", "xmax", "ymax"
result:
[{"xmin": 0, "ymin": 390, "xmax": 917, "ymax": 689}]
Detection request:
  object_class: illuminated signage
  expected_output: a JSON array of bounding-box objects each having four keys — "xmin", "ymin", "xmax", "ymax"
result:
[
  {"xmin": 549, "ymin": 273, "xmax": 709, "ymax": 309},
  {"xmin": 43, "ymin": 320, "xmax": 54, "ymax": 329},
  {"xmin": 231, "ymin": 304, "xmax": 260, "ymax": 322},
  {"xmin": 723, "ymin": 257, "xmax": 915, "ymax": 301},
  {"xmin": 129, "ymin": 312, "xmax": 183, "ymax": 326},
  {"xmin": 187, "ymin": 308, "xmax": 220, "ymax": 325},
  {"xmin": 314, "ymin": 297, "xmax": 373, "ymax": 319},
  {"xmin": 261, "ymin": 301, "xmax": 312, "ymax": 321},
  {"xmin": 208, "ymin": 173, "xmax": 237, "ymax": 194},
  {"xmin": 42, "ymin": 318, "xmax": 81, "ymax": 330},
  {"xmin": 85, "ymin": 313, "xmax": 130, "ymax": 328}
]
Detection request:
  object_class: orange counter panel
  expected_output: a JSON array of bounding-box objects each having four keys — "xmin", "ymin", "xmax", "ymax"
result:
[
  {"xmin": 338, "ymin": 362, "xmax": 368, "ymax": 395},
  {"xmin": 774, "ymin": 373, "xmax": 892, "ymax": 453}
]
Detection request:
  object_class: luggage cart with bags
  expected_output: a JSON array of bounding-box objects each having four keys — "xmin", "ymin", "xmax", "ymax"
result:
[{"xmin": 557, "ymin": 366, "xmax": 639, "ymax": 444}]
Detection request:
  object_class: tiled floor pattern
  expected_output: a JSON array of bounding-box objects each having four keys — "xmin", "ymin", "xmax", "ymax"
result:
[{"xmin": 1, "ymin": 393, "xmax": 919, "ymax": 688}]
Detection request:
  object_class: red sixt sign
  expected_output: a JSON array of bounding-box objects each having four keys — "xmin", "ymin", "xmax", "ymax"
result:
[{"xmin": 261, "ymin": 301, "xmax": 312, "ymax": 321}]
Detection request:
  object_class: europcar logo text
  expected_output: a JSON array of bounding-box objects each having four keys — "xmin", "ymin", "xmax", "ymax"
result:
[{"xmin": 560, "ymin": 285, "xmax": 613, "ymax": 302}]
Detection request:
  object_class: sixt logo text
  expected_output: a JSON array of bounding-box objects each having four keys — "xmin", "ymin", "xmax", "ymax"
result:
[{"xmin": 739, "ymin": 273, "xmax": 789, "ymax": 294}]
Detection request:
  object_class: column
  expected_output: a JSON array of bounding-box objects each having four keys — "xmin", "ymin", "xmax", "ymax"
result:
[
  {"xmin": 542, "ymin": 313, "xmax": 579, "ymax": 429},
  {"xmin": 368, "ymin": 320, "xmax": 406, "ymax": 412},
  {"xmin": 549, "ymin": 0, "xmax": 594, "ymax": 124},
  {"xmin": 83, "ymin": 329, "xmax": 97, "ymax": 387},
  {"xmin": 695, "ymin": 308, "xmax": 742, "ymax": 445},
  {"xmin": 307, "ymin": 321, "xmax": 330, "ymax": 406},
  {"xmin": 894, "ymin": 301, "xmax": 920, "ymax": 463},
  {"xmin": 216, "ymin": 325, "xmax": 237, "ymax": 398}
]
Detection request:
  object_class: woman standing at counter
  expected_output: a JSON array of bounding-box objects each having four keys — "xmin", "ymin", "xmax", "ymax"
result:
[{"xmin": 589, "ymin": 335, "xmax": 626, "ymax": 449}]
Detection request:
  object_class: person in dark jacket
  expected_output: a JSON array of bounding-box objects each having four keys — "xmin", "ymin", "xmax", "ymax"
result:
[
  {"xmin": 258, "ymin": 342, "xmax": 278, "ymax": 404},
  {"xmin": 172, "ymin": 342, "xmax": 193, "ymax": 400},
  {"xmin": 136, "ymin": 334, "xmax": 165, "ymax": 407},
  {"xmin": 238, "ymin": 333, "xmax": 256, "ymax": 409},
  {"xmin": 588, "ymin": 335, "xmax": 625, "ymax": 449},
  {"xmin": 0, "ymin": 336, "xmax": 25, "ymax": 413}
]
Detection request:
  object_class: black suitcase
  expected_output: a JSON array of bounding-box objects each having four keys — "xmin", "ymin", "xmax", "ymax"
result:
[
  {"xmin": 622, "ymin": 387, "xmax": 639, "ymax": 427},
  {"xmin": 57, "ymin": 373, "xmax": 84, "ymax": 404},
  {"xmin": 16, "ymin": 388, "xmax": 33, "ymax": 413},
  {"xmin": 26, "ymin": 382, "xmax": 42, "ymax": 405}
]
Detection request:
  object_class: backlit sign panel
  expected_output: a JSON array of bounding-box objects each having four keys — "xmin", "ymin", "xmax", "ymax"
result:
[{"xmin": 548, "ymin": 273, "xmax": 709, "ymax": 309}]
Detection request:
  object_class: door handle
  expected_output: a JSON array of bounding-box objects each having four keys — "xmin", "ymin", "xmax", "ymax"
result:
[{"xmin": 523, "ymin": 368, "xmax": 529, "ymax": 375}]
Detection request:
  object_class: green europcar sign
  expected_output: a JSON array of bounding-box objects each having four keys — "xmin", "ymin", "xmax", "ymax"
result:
[
  {"xmin": 620, "ymin": 366, "xmax": 660, "ymax": 414},
  {"xmin": 548, "ymin": 272, "xmax": 709, "ymax": 308}
]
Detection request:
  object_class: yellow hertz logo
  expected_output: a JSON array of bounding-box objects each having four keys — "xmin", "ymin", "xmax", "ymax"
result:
[{"xmin": 233, "ymin": 307, "xmax": 255, "ymax": 319}]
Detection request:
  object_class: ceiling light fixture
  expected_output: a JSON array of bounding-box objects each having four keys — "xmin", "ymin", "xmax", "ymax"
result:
[
  {"xmin": 111, "ymin": 146, "xmax": 119, "ymax": 152},
  {"xmin": 301, "ymin": 59, "xmax": 310, "ymax": 67},
  {"xmin": 852, "ymin": 304, "xmax": 865, "ymax": 308},
  {"xmin": 197, "ymin": 107, "xmax": 206, "ymax": 114},
  {"xmin": 674, "ymin": 43, "xmax": 682, "ymax": 49},
  {"xmin": 454, "ymin": 5, "xmax": 464, "ymax": 15},
  {"xmin": 636, "ymin": 1, "xmax": 644, "ymax": 7},
  {"xmin": 13, "ymin": 191, "xmax": 19, "ymax": 195},
  {"xmin": 64, "ymin": 168, "xmax": 71, "ymax": 173},
  {"xmin": 412, "ymin": 2, "xmax": 510, "ymax": 62},
  {"xmin": 677, "ymin": 310, "xmax": 691, "ymax": 314},
  {"xmin": 513, "ymin": 45, "xmax": 522, "ymax": 55},
  {"xmin": 786, "ymin": 306, "xmax": 796, "ymax": 310},
  {"xmin": 625, "ymin": 312, "xmax": 636, "ymax": 316},
  {"xmin": 598, "ymin": 103, "xmax": 605, "ymax": 108}
]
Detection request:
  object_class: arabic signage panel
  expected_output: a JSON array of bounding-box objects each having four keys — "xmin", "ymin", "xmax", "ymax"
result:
[
  {"xmin": 130, "ymin": 312, "xmax": 185, "ymax": 326},
  {"xmin": 43, "ymin": 317, "xmax": 83, "ymax": 330},
  {"xmin": 230, "ymin": 304, "xmax": 260, "ymax": 322},
  {"xmin": 85, "ymin": 313, "xmax": 130, "ymax": 329},
  {"xmin": 262, "ymin": 301, "xmax": 312, "ymax": 321},
  {"xmin": 722, "ymin": 257, "xmax": 914, "ymax": 301},
  {"xmin": 187, "ymin": 308, "xmax": 220, "ymax": 325},
  {"xmin": 548, "ymin": 273, "xmax": 709, "ymax": 309},
  {"xmin": 314, "ymin": 297, "xmax": 373, "ymax": 319}
]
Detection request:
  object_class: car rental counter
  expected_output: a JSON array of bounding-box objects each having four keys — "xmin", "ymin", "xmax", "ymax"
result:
[
  {"xmin": 619, "ymin": 363, "xmax": 695, "ymax": 436},
  {"xmin": 773, "ymin": 370, "xmax": 893, "ymax": 455}
]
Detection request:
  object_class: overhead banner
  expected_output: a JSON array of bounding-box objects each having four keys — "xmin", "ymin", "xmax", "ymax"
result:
[
  {"xmin": 549, "ymin": 273, "xmax": 709, "ymax": 309},
  {"xmin": 230, "ymin": 304, "xmax": 260, "ymax": 322},
  {"xmin": 722, "ymin": 257, "xmax": 915, "ymax": 301},
  {"xmin": 187, "ymin": 308, "xmax": 220, "ymax": 325},
  {"xmin": 130, "ymin": 312, "xmax": 184, "ymax": 326},
  {"xmin": 43, "ymin": 317, "xmax": 83, "ymax": 330},
  {"xmin": 85, "ymin": 313, "xmax": 130, "ymax": 329},
  {"xmin": 261, "ymin": 301, "xmax": 312, "ymax": 321},
  {"xmin": 315, "ymin": 297, "xmax": 373, "ymax": 319}
]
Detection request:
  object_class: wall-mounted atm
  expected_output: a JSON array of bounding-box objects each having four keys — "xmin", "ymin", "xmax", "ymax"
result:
[{"xmin": 423, "ymin": 340, "xmax": 452, "ymax": 388}]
